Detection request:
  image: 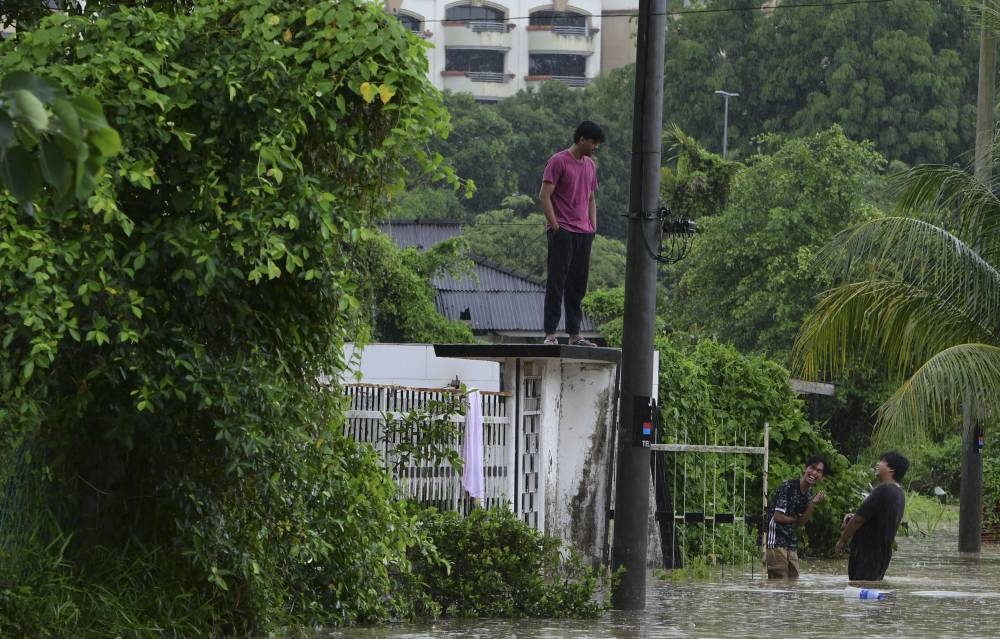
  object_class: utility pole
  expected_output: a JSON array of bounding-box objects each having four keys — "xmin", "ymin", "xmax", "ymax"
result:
[
  {"xmin": 961, "ymin": 8, "xmax": 994, "ymax": 554},
  {"xmin": 610, "ymin": 0, "xmax": 666, "ymax": 610},
  {"xmin": 714, "ymin": 90, "xmax": 739, "ymax": 159}
]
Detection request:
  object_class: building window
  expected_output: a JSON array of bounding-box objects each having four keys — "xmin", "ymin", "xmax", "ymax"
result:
[
  {"xmin": 529, "ymin": 10, "xmax": 587, "ymax": 29},
  {"xmin": 529, "ymin": 54, "xmax": 587, "ymax": 77},
  {"xmin": 446, "ymin": 49, "xmax": 505, "ymax": 74},
  {"xmin": 396, "ymin": 13, "xmax": 422, "ymax": 34},
  {"xmin": 445, "ymin": 4, "xmax": 505, "ymax": 21}
]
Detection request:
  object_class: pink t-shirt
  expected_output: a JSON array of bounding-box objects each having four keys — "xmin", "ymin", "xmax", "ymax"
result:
[{"xmin": 542, "ymin": 149, "xmax": 597, "ymax": 233}]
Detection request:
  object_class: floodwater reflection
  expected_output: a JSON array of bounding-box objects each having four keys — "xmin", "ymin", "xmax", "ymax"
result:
[{"xmin": 323, "ymin": 525, "xmax": 1000, "ymax": 638}]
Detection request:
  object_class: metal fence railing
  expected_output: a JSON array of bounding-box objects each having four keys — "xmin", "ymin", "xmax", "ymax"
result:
[{"xmin": 343, "ymin": 384, "xmax": 517, "ymax": 516}]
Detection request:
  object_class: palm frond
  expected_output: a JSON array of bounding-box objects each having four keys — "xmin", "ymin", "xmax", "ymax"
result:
[
  {"xmin": 817, "ymin": 217, "xmax": 1000, "ymax": 339},
  {"xmin": 893, "ymin": 164, "xmax": 1000, "ymax": 260},
  {"xmin": 875, "ymin": 344, "xmax": 1000, "ymax": 445},
  {"xmin": 792, "ymin": 279, "xmax": 994, "ymax": 381}
]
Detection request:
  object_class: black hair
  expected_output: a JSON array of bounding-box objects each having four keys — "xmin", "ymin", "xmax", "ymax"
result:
[
  {"xmin": 880, "ymin": 451, "xmax": 910, "ymax": 483},
  {"xmin": 574, "ymin": 120, "xmax": 606, "ymax": 144},
  {"xmin": 804, "ymin": 454, "xmax": 830, "ymax": 477}
]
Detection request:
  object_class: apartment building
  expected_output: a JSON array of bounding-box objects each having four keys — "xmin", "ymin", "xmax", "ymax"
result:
[{"xmin": 383, "ymin": 0, "xmax": 638, "ymax": 101}]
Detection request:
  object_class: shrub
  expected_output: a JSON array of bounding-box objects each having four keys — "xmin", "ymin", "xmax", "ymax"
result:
[{"xmin": 414, "ymin": 507, "xmax": 604, "ymax": 618}]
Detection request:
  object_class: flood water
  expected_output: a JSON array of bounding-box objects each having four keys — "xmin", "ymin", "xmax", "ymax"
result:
[{"xmin": 324, "ymin": 524, "xmax": 1000, "ymax": 638}]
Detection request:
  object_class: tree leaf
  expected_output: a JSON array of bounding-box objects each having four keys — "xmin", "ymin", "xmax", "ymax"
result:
[
  {"xmin": 0, "ymin": 147, "xmax": 42, "ymax": 201},
  {"xmin": 51, "ymin": 98, "xmax": 83, "ymax": 148},
  {"xmin": 89, "ymin": 127, "xmax": 122, "ymax": 158},
  {"xmin": 2, "ymin": 71, "xmax": 58, "ymax": 103},
  {"xmin": 359, "ymin": 82, "xmax": 376, "ymax": 104},
  {"xmin": 378, "ymin": 84, "xmax": 396, "ymax": 105},
  {"xmin": 39, "ymin": 138, "xmax": 70, "ymax": 193},
  {"xmin": 71, "ymin": 94, "xmax": 111, "ymax": 129},
  {"xmin": 0, "ymin": 111, "xmax": 13, "ymax": 149},
  {"xmin": 12, "ymin": 89, "xmax": 50, "ymax": 132}
]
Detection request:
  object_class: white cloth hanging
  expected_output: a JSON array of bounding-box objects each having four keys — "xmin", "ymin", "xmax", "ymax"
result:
[{"xmin": 461, "ymin": 390, "xmax": 485, "ymax": 501}]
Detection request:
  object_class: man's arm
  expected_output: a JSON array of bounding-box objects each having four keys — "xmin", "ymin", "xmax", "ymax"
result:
[
  {"xmin": 835, "ymin": 513, "xmax": 866, "ymax": 553},
  {"xmin": 539, "ymin": 181, "xmax": 559, "ymax": 230},
  {"xmin": 771, "ymin": 510, "xmax": 797, "ymax": 525},
  {"xmin": 795, "ymin": 493, "xmax": 825, "ymax": 526},
  {"xmin": 588, "ymin": 191, "xmax": 597, "ymax": 231}
]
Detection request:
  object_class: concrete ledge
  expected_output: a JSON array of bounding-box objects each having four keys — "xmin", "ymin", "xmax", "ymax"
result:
[{"xmin": 434, "ymin": 343, "xmax": 622, "ymax": 364}]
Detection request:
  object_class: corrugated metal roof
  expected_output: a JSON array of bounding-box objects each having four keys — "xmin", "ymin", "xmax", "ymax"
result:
[
  {"xmin": 435, "ymin": 258, "xmax": 543, "ymax": 291},
  {"xmin": 436, "ymin": 262, "xmax": 596, "ymax": 333},
  {"xmin": 379, "ymin": 221, "xmax": 596, "ymax": 335},
  {"xmin": 379, "ymin": 221, "xmax": 461, "ymax": 250}
]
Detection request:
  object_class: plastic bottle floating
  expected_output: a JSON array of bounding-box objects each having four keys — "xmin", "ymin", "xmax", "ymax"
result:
[{"xmin": 844, "ymin": 586, "xmax": 887, "ymax": 600}]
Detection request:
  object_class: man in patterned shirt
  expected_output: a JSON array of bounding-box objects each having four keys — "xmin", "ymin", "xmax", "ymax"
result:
[{"xmin": 765, "ymin": 455, "xmax": 828, "ymax": 579}]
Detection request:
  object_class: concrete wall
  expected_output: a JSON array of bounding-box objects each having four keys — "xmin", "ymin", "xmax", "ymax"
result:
[
  {"xmin": 545, "ymin": 361, "xmax": 616, "ymax": 567},
  {"xmin": 497, "ymin": 353, "xmax": 618, "ymax": 569}
]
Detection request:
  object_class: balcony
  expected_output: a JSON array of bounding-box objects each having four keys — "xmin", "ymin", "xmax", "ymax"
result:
[
  {"xmin": 525, "ymin": 75, "xmax": 590, "ymax": 89},
  {"xmin": 526, "ymin": 24, "xmax": 598, "ymax": 55},
  {"xmin": 442, "ymin": 70, "xmax": 518, "ymax": 100},
  {"xmin": 443, "ymin": 19, "xmax": 514, "ymax": 50}
]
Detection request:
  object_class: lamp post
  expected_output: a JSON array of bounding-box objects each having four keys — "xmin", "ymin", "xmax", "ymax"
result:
[{"xmin": 714, "ymin": 90, "xmax": 739, "ymax": 158}]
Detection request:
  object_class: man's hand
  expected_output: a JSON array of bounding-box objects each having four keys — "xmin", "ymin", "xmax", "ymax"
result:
[
  {"xmin": 811, "ymin": 492, "xmax": 826, "ymax": 505},
  {"xmin": 835, "ymin": 539, "xmax": 847, "ymax": 554}
]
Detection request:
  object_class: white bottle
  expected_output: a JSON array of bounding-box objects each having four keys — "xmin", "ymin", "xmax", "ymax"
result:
[{"xmin": 844, "ymin": 585, "xmax": 886, "ymax": 600}]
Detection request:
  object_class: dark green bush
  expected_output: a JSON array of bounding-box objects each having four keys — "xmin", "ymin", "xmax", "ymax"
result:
[
  {"xmin": 903, "ymin": 434, "xmax": 962, "ymax": 497},
  {"xmin": 414, "ymin": 507, "xmax": 604, "ymax": 618}
]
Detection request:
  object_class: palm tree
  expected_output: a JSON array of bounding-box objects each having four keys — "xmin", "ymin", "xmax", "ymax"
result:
[{"xmin": 791, "ymin": 164, "xmax": 1000, "ymax": 551}]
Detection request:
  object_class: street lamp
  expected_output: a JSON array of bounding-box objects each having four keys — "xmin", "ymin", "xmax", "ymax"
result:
[{"xmin": 714, "ymin": 90, "xmax": 739, "ymax": 158}]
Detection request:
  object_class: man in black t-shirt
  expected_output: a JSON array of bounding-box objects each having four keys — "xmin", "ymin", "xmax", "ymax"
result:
[
  {"xmin": 764, "ymin": 455, "xmax": 828, "ymax": 578},
  {"xmin": 835, "ymin": 451, "xmax": 909, "ymax": 581}
]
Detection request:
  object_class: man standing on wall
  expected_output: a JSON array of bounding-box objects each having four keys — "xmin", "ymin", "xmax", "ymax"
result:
[
  {"xmin": 540, "ymin": 120, "xmax": 605, "ymax": 347},
  {"xmin": 835, "ymin": 451, "xmax": 909, "ymax": 581},
  {"xmin": 765, "ymin": 455, "xmax": 828, "ymax": 579}
]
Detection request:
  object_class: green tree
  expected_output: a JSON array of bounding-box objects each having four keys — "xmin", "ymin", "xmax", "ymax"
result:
[
  {"xmin": 1, "ymin": 0, "xmax": 455, "ymax": 633},
  {"xmin": 355, "ymin": 233, "xmax": 475, "ymax": 344},
  {"xmin": 433, "ymin": 92, "xmax": 517, "ymax": 214},
  {"xmin": 390, "ymin": 184, "xmax": 468, "ymax": 221},
  {"xmin": 466, "ymin": 208, "xmax": 626, "ymax": 290},
  {"xmin": 655, "ymin": 337, "xmax": 855, "ymax": 559},
  {"xmin": 0, "ymin": 71, "xmax": 120, "ymax": 207},
  {"xmin": 793, "ymin": 166, "xmax": 1000, "ymax": 444},
  {"xmin": 792, "ymin": 163, "xmax": 1000, "ymax": 549},
  {"xmin": 667, "ymin": 126, "xmax": 885, "ymax": 357},
  {"xmin": 659, "ymin": 124, "xmax": 741, "ymax": 223},
  {"xmin": 664, "ymin": 0, "xmax": 977, "ymax": 165}
]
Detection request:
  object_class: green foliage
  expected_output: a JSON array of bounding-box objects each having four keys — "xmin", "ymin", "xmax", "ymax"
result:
[
  {"xmin": 414, "ymin": 507, "xmax": 604, "ymax": 619},
  {"xmin": 390, "ymin": 186, "xmax": 468, "ymax": 222},
  {"xmin": 582, "ymin": 287, "xmax": 626, "ymax": 346},
  {"xmin": 663, "ymin": 0, "xmax": 976, "ymax": 165},
  {"xmin": 667, "ymin": 126, "xmax": 886, "ymax": 358},
  {"xmin": 432, "ymin": 92, "xmax": 517, "ymax": 212},
  {"xmin": 660, "ymin": 125, "xmax": 741, "ymax": 223},
  {"xmin": 466, "ymin": 210, "xmax": 548, "ymax": 278},
  {"xmin": 793, "ymin": 190, "xmax": 1000, "ymax": 444},
  {"xmin": 900, "ymin": 492, "xmax": 957, "ymax": 538},
  {"xmin": 655, "ymin": 337, "xmax": 855, "ymax": 557},
  {"xmin": 0, "ymin": 71, "xmax": 120, "ymax": 209},
  {"xmin": 0, "ymin": 0, "xmax": 458, "ymax": 634},
  {"xmin": 983, "ymin": 450, "xmax": 1000, "ymax": 532},
  {"xmin": 903, "ymin": 434, "xmax": 962, "ymax": 496},
  {"xmin": 465, "ymin": 210, "xmax": 626, "ymax": 291},
  {"xmin": 354, "ymin": 232, "xmax": 476, "ymax": 344},
  {"xmin": 382, "ymin": 390, "xmax": 466, "ymax": 474}
]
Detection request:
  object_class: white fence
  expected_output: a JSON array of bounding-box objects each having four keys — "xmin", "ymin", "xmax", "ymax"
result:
[{"xmin": 343, "ymin": 384, "xmax": 516, "ymax": 515}]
